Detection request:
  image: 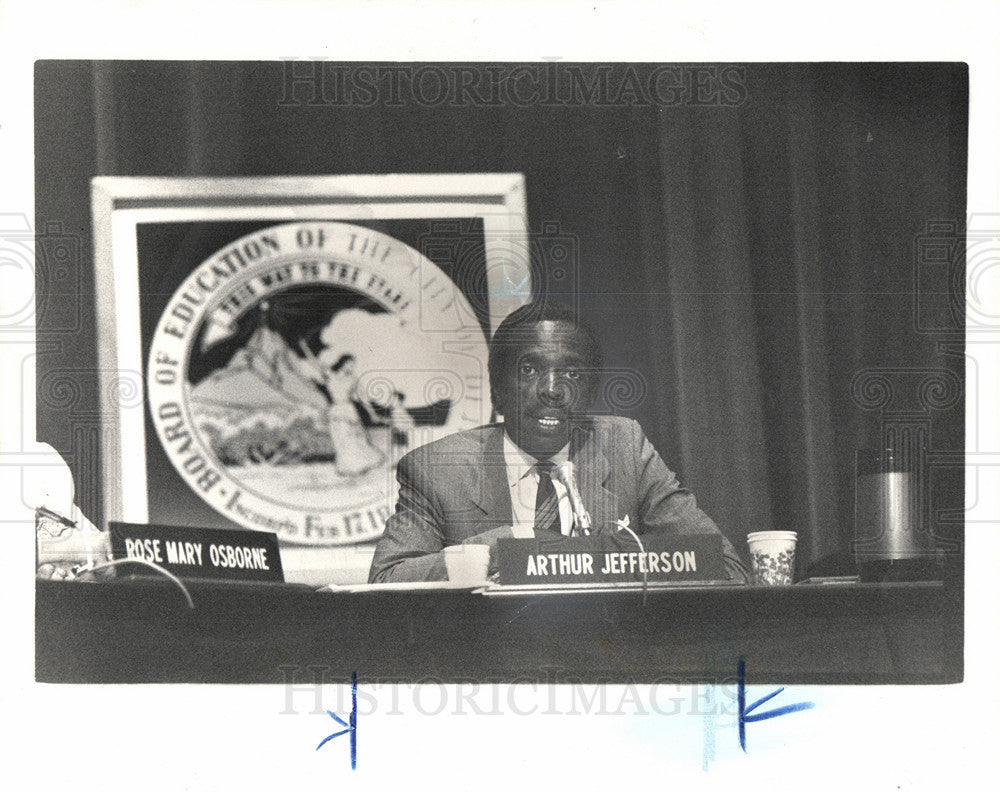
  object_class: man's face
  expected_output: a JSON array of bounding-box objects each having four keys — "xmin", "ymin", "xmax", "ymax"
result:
[{"xmin": 493, "ymin": 320, "xmax": 600, "ymax": 460}]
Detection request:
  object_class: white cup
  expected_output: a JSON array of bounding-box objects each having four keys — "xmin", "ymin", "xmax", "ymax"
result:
[
  {"xmin": 443, "ymin": 544, "xmax": 490, "ymax": 585},
  {"xmin": 746, "ymin": 531, "xmax": 798, "ymax": 585}
]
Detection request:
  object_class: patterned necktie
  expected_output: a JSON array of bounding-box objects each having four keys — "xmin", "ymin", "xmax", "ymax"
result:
[{"xmin": 533, "ymin": 461, "xmax": 560, "ymax": 534}]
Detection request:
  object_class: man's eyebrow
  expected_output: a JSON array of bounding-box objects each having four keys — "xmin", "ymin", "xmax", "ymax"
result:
[{"xmin": 557, "ymin": 352, "xmax": 593, "ymax": 366}]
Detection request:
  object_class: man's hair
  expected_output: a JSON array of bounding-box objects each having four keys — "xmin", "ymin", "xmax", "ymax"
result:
[{"xmin": 487, "ymin": 301, "xmax": 603, "ymax": 403}]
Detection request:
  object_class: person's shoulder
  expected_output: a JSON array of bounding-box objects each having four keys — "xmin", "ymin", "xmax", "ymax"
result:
[
  {"xmin": 398, "ymin": 424, "xmax": 500, "ymax": 469},
  {"xmin": 586, "ymin": 414, "xmax": 641, "ymax": 431},
  {"xmin": 585, "ymin": 414, "xmax": 644, "ymax": 440}
]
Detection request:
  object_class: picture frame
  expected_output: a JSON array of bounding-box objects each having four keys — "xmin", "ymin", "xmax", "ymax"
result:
[{"xmin": 90, "ymin": 173, "xmax": 530, "ymax": 582}]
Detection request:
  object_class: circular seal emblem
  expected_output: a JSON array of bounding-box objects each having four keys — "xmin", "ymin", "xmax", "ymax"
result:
[{"xmin": 146, "ymin": 221, "xmax": 490, "ymax": 545}]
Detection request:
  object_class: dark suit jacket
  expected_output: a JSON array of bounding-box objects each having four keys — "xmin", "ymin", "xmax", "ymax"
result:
[{"xmin": 368, "ymin": 415, "xmax": 751, "ymax": 583}]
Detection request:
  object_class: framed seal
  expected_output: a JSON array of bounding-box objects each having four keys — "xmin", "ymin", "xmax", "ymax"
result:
[{"xmin": 91, "ymin": 174, "xmax": 529, "ymax": 579}]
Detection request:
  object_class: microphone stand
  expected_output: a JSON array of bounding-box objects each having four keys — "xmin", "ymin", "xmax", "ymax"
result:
[{"xmin": 555, "ymin": 461, "xmax": 592, "ymax": 537}]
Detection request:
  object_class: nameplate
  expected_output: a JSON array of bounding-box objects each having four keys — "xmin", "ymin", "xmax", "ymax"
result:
[
  {"xmin": 109, "ymin": 521, "xmax": 284, "ymax": 583},
  {"xmin": 497, "ymin": 533, "xmax": 725, "ymax": 585}
]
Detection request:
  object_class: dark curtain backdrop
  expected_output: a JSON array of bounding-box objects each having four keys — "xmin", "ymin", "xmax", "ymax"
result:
[
  {"xmin": 628, "ymin": 66, "xmax": 966, "ymax": 569},
  {"xmin": 35, "ymin": 62, "xmax": 966, "ymax": 571}
]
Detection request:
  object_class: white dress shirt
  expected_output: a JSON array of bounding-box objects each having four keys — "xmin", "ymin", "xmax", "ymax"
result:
[{"xmin": 502, "ymin": 434, "xmax": 573, "ymax": 538}]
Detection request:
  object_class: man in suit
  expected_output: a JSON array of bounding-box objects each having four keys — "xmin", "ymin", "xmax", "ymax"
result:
[{"xmin": 368, "ymin": 301, "xmax": 751, "ymax": 583}]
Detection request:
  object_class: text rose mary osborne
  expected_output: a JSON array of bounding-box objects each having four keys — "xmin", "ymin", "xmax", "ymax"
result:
[{"xmin": 123, "ymin": 536, "xmax": 273, "ymax": 570}]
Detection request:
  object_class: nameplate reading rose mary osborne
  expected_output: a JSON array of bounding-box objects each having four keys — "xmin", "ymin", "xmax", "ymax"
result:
[{"xmin": 109, "ymin": 521, "xmax": 285, "ymax": 582}]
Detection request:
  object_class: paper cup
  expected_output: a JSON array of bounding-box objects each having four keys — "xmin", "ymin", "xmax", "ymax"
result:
[
  {"xmin": 747, "ymin": 531, "xmax": 797, "ymax": 585},
  {"xmin": 443, "ymin": 544, "xmax": 490, "ymax": 585}
]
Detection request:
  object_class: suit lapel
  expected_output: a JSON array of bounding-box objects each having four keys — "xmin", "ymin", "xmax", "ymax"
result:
[
  {"xmin": 466, "ymin": 422, "xmax": 618, "ymax": 534},
  {"xmin": 469, "ymin": 426, "xmax": 513, "ymax": 527},
  {"xmin": 569, "ymin": 420, "xmax": 617, "ymax": 535}
]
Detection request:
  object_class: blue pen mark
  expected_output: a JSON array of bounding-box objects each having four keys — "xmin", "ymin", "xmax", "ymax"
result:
[
  {"xmin": 492, "ymin": 271, "xmax": 530, "ymax": 298},
  {"xmin": 316, "ymin": 671, "xmax": 358, "ymax": 770},
  {"xmin": 737, "ymin": 658, "xmax": 814, "ymax": 752}
]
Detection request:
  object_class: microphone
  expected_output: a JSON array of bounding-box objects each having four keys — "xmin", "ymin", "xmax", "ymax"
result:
[{"xmin": 555, "ymin": 461, "xmax": 592, "ymax": 536}]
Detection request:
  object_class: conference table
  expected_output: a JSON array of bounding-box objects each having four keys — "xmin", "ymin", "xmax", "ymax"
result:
[{"xmin": 36, "ymin": 574, "xmax": 962, "ymax": 685}]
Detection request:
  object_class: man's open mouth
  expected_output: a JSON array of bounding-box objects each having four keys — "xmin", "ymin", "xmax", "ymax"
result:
[{"xmin": 537, "ymin": 416, "xmax": 562, "ymax": 428}]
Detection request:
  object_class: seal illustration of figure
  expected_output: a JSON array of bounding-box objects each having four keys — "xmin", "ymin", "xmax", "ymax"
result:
[{"xmin": 306, "ymin": 351, "xmax": 386, "ymax": 477}]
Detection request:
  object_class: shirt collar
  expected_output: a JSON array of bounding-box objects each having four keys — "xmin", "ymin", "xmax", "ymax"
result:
[{"xmin": 502, "ymin": 431, "xmax": 570, "ymax": 482}]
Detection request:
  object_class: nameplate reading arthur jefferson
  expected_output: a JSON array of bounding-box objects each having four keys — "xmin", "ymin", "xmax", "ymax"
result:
[
  {"xmin": 496, "ymin": 534, "xmax": 725, "ymax": 586},
  {"xmin": 109, "ymin": 521, "xmax": 284, "ymax": 583}
]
